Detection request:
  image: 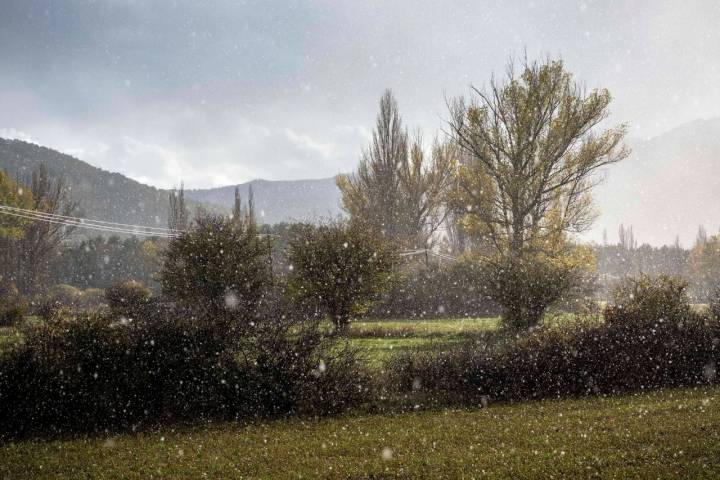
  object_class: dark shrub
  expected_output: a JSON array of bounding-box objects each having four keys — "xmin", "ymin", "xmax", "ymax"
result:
[
  {"xmin": 0, "ymin": 312, "xmax": 233, "ymax": 435},
  {"xmin": 77, "ymin": 288, "xmax": 106, "ymax": 309},
  {"xmin": 0, "ymin": 307, "xmax": 369, "ymax": 437},
  {"xmin": 105, "ymin": 280, "xmax": 151, "ymax": 317},
  {"xmin": 0, "ymin": 280, "xmax": 27, "ymax": 326},
  {"xmin": 32, "ymin": 284, "xmax": 83, "ymax": 320},
  {"xmin": 47, "ymin": 284, "xmax": 83, "ymax": 306},
  {"xmin": 392, "ymin": 275, "xmax": 719, "ymax": 406},
  {"xmin": 369, "ymin": 259, "xmax": 499, "ymax": 319},
  {"xmin": 160, "ymin": 213, "xmax": 272, "ymax": 323},
  {"xmin": 711, "ymin": 286, "xmax": 720, "ymax": 322},
  {"xmin": 604, "ymin": 274, "xmax": 692, "ymax": 327},
  {"xmin": 238, "ymin": 320, "xmax": 370, "ymax": 416},
  {"xmin": 393, "ymin": 315, "xmax": 719, "ymax": 405},
  {"xmin": 287, "ymin": 221, "xmax": 397, "ymax": 331},
  {"xmin": 482, "ymin": 255, "xmax": 576, "ymax": 330}
]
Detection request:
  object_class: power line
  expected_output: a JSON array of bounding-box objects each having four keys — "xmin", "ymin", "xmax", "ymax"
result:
[
  {"xmin": 0, "ymin": 205, "xmax": 285, "ymax": 240},
  {"xmin": 1, "ymin": 204, "xmax": 460, "ymax": 255},
  {"xmin": 0, "ymin": 208, "xmax": 176, "ymax": 235},
  {"xmin": 0, "ymin": 208, "xmax": 179, "ymax": 238},
  {"xmin": 0, "ymin": 205, "xmax": 181, "ymax": 233},
  {"xmin": 399, "ymin": 249, "xmax": 427, "ymax": 257},
  {"xmin": 398, "ymin": 248, "xmax": 457, "ymax": 261},
  {"xmin": 0, "ymin": 210, "xmax": 179, "ymax": 237}
]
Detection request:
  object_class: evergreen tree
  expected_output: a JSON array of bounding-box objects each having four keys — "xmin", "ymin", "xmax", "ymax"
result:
[{"xmin": 168, "ymin": 181, "xmax": 189, "ymax": 232}]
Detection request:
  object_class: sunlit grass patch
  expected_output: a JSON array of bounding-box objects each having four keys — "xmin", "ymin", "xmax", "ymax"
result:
[
  {"xmin": 0, "ymin": 327, "xmax": 22, "ymax": 352},
  {"xmin": 349, "ymin": 337, "xmax": 467, "ymax": 367},
  {"xmin": 348, "ymin": 316, "xmax": 500, "ymax": 338},
  {"xmin": 345, "ymin": 317, "xmax": 501, "ymax": 366}
]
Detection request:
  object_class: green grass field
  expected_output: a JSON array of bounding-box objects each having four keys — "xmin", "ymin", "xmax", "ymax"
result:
[
  {"xmin": 344, "ymin": 314, "xmax": 595, "ymax": 365},
  {"xmin": 3, "ymin": 315, "xmax": 719, "ymax": 478},
  {"xmin": 2, "ymin": 386, "xmax": 718, "ymax": 479}
]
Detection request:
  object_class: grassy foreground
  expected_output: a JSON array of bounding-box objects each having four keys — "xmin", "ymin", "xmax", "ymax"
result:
[{"xmin": 2, "ymin": 386, "xmax": 719, "ymax": 479}]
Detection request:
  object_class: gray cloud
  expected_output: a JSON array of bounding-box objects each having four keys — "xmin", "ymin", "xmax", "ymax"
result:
[{"xmin": 1, "ymin": 0, "xmax": 720, "ymax": 188}]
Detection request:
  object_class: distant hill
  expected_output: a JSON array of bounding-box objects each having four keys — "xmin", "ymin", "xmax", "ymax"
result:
[
  {"xmin": 592, "ymin": 118, "xmax": 720, "ymax": 246},
  {"xmin": 0, "ymin": 138, "xmax": 342, "ymax": 232},
  {"xmin": 0, "ymin": 138, "xmax": 215, "ymax": 230},
  {"xmin": 185, "ymin": 177, "xmax": 343, "ymax": 224}
]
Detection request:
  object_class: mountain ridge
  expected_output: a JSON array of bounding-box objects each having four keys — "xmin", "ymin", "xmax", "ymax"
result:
[
  {"xmin": 185, "ymin": 177, "xmax": 343, "ymax": 224},
  {"xmin": 0, "ymin": 138, "xmax": 219, "ymax": 230},
  {"xmin": 591, "ymin": 117, "xmax": 720, "ymax": 246}
]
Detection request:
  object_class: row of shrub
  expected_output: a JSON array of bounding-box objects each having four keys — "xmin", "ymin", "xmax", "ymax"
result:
[
  {"xmin": 368, "ymin": 254, "xmax": 598, "ymax": 327},
  {"xmin": 390, "ymin": 275, "xmax": 719, "ymax": 405},
  {"xmin": 0, "ymin": 302, "xmax": 368, "ymax": 437},
  {"xmin": 0, "ymin": 216, "xmax": 382, "ymax": 437},
  {"xmin": 3, "ymin": 261, "xmax": 500, "ymax": 326},
  {"xmin": 0, "ymin": 280, "xmax": 155, "ymax": 326},
  {"xmin": 0, "ymin": 282, "xmax": 106, "ymax": 326}
]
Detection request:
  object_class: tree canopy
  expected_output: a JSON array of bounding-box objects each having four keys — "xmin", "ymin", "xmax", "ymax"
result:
[
  {"xmin": 0, "ymin": 170, "xmax": 33, "ymax": 240},
  {"xmin": 449, "ymin": 58, "xmax": 629, "ymax": 258},
  {"xmin": 338, "ymin": 90, "xmax": 455, "ymax": 249}
]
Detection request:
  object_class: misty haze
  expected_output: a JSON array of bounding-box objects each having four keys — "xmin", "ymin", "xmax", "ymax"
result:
[{"xmin": 1, "ymin": 1, "xmax": 720, "ymax": 478}]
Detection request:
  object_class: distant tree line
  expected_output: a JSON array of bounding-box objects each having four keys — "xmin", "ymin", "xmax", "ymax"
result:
[
  {"xmin": 596, "ymin": 224, "xmax": 720, "ymax": 302},
  {"xmin": 51, "ymin": 236, "xmax": 162, "ymax": 290}
]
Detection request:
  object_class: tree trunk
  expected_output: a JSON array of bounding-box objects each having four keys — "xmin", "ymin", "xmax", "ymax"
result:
[
  {"xmin": 511, "ymin": 214, "xmax": 525, "ymax": 255},
  {"xmin": 332, "ymin": 313, "xmax": 351, "ymax": 335}
]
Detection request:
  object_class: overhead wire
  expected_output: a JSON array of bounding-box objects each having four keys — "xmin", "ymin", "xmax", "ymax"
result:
[
  {"xmin": 0, "ymin": 205, "xmax": 181, "ymax": 233},
  {"xmin": 0, "ymin": 208, "xmax": 179, "ymax": 237},
  {"xmin": 0, "ymin": 204, "xmax": 460, "ymax": 257}
]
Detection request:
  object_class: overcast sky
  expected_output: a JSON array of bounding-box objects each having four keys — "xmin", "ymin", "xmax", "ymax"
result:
[{"xmin": 1, "ymin": 0, "xmax": 719, "ymax": 189}]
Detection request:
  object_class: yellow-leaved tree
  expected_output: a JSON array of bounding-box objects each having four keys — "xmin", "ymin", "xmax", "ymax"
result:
[
  {"xmin": 449, "ymin": 57, "xmax": 628, "ymax": 329},
  {"xmin": 0, "ymin": 170, "xmax": 33, "ymax": 240},
  {"xmin": 689, "ymin": 235, "xmax": 720, "ymax": 302},
  {"xmin": 0, "ymin": 170, "xmax": 34, "ymax": 285}
]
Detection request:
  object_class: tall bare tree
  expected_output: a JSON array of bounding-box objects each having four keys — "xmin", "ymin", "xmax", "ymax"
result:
[
  {"xmin": 231, "ymin": 185, "xmax": 257, "ymax": 230},
  {"xmin": 337, "ymin": 90, "xmax": 455, "ymax": 248},
  {"xmin": 168, "ymin": 181, "xmax": 189, "ymax": 232},
  {"xmin": 449, "ymin": 57, "xmax": 629, "ymax": 258},
  {"xmin": 618, "ymin": 223, "xmax": 637, "ymax": 251},
  {"xmin": 696, "ymin": 225, "xmax": 708, "ymax": 247},
  {"xmin": 232, "ymin": 186, "xmax": 243, "ymax": 226},
  {"xmin": 17, "ymin": 164, "xmax": 77, "ymax": 292},
  {"xmin": 247, "ymin": 184, "xmax": 255, "ymax": 222}
]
